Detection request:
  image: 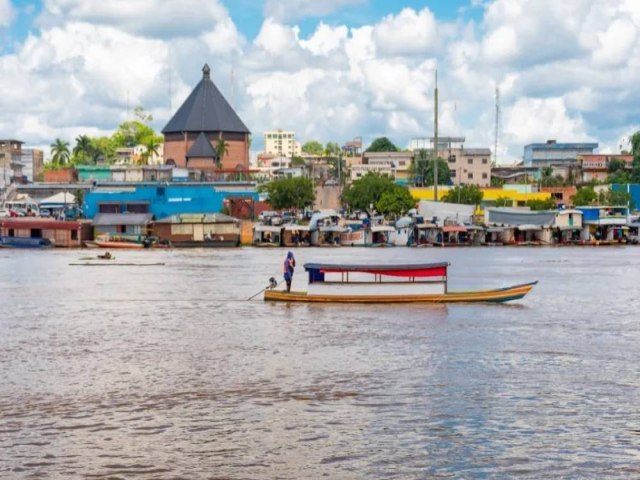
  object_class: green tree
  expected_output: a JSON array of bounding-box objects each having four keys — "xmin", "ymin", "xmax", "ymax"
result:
[
  {"xmin": 214, "ymin": 138, "xmax": 229, "ymax": 168},
  {"xmin": 375, "ymin": 185, "xmax": 416, "ymax": 216},
  {"xmin": 91, "ymin": 137, "xmax": 117, "ymax": 164},
  {"xmin": 141, "ymin": 137, "xmax": 162, "ymax": 165},
  {"xmin": 410, "ymin": 149, "xmax": 451, "ymax": 186},
  {"xmin": 133, "ymin": 106, "xmax": 153, "ymax": 123},
  {"xmin": 259, "ymin": 176, "xmax": 315, "ymax": 211},
  {"xmin": 571, "ymin": 186, "xmax": 597, "ymax": 206},
  {"xmin": 494, "ymin": 196, "xmax": 512, "ymax": 207},
  {"xmin": 342, "ymin": 172, "xmax": 397, "ymax": 213},
  {"xmin": 112, "ymin": 120, "xmax": 157, "ymax": 148},
  {"xmin": 302, "ymin": 140, "xmax": 324, "ymax": 156},
  {"xmin": 366, "ymin": 137, "xmax": 398, "ymax": 152},
  {"xmin": 291, "ymin": 156, "xmax": 306, "ymax": 167},
  {"xmin": 324, "ymin": 141, "xmax": 341, "ymax": 157},
  {"xmin": 441, "ymin": 185, "xmax": 483, "ymax": 205},
  {"xmin": 50, "ymin": 138, "xmax": 70, "ymax": 166},
  {"xmin": 72, "ymin": 134, "xmax": 94, "ymax": 164},
  {"xmin": 607, "ymin": 189, "xmax": 633, "ymax": 208},
  {"xmin": 629, "ymin": 131, "xmax": 640, "ymax": 183},
  {"xmin": 526, "ymin": 198, "xmax": 557, "ymax": 210},
  {"xmin": 539, "ymin": 166, "xmax": 560, "ymax": 187},
  {"xmin": 491, "ymin": 176, "xmax": 505, "ymax": 188}
]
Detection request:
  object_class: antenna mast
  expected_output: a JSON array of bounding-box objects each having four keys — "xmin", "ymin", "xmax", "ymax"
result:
[
  {"xmin": 494, "ymin": 86, "xmax": 500, "ymax": 165},
  {"xmin": 434, "ymin": 69, "xmax": 439, "ymax": 201}
]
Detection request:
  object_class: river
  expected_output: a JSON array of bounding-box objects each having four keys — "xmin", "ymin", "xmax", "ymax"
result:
[{"xmin": 1, "ymin": 246, "xmax": 640, "ymax": 479}]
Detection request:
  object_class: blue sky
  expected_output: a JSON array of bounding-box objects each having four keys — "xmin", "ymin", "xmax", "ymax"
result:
[
  {"xmin": 1, "ymin": 0, "xmax": 639, "ymax": 161},
  {"xmin": 3, "ymin": 0, "xmax": 482, "ymax": 53}
]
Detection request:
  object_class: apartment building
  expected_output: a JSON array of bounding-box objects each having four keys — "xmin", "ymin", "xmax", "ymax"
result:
[
  {"xmin": 264, "ymin": 129, "xmax": 301, "ymax": 157},
  {"xmin": 446, "ymin": 148, "xmax": 492, "ymax": 187}
]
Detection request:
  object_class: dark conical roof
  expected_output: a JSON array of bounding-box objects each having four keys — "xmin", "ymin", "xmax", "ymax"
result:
[
  {"xmin": 162, "ymin": 64, "xmax": 250, "ymax": 134},
  {"xmin": 186, "ymin": 132, "xmax": 218, "ymax": 159}
]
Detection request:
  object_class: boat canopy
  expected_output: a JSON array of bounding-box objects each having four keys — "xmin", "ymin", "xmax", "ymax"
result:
[
  {"xmin": 254, "ymin": 225, "xmax": 283, "ymax": 232},
  {"xmin": 370, "ymin": 225, "xmax": 396, "ymax": 232},
  {"xmin": 443, "ymin": 225, "xmax": 467, "ymax": 233},
  {"xmin": 283, "ymin": 224, "xmax": 311, "ymax": 231},
  {"xmin": 304, "ymin": 262, "xmax": 449, "ymax": 279}
]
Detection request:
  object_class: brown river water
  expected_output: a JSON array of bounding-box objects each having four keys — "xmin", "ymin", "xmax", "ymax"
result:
[{"xmin": 1, "ymin": 246, "xmax": 640, "ymax": 479}]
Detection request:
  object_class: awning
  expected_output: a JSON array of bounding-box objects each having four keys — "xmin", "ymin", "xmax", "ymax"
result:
[
  {"xmin": 93, "ymin": 213, "xmax": 153, "ymax": 226},
  {"xmin": 254, "ymin": 225, "xmax": 283, "ymax": 232},
  {"xmin": 557, "ymin": 225, "xmax": 583, "ymax": 231},
  {"xmin": 486, "ymin": 227, "xmax": 506, "ymax": 233},
  {"xmin": 371, "ymin": 225, "xmax": 396, "ymax": 232},
  {"xmin": 283, "ymin": 224, "xmax": 311, "ymax": 231},
  {"xmin": 416, "ymin": 223, "xmax": 437, "ymax": 229},
  {"xmin": 442, "ymin": 225, "xmax": 467, "ymax": 233},
  {"xmin": 517, "ymin": 224, "xmax": 543, "ymax": 231}
]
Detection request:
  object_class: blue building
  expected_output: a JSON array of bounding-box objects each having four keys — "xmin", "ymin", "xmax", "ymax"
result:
[
  {"xmin": 612, "ymin": 184, "xmax": 640, "ymax": 211},
  {"xmin": 83, "ymin": 182, "xmax": 259, "ymax": 219},
  {"xmin": 524, "ymin": 140, "xmax": 598, "ymax": 168}
]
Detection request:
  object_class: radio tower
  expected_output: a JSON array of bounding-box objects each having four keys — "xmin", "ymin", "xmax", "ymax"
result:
[{"xmin": 494, "ymin": 86, "xmax": 500, "ymax": 165}]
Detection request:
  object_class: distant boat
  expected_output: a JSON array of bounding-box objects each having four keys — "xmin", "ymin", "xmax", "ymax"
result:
[
  {"xmin": 93, "ymin": 234, "xmax": 145, "ymax": 249},
  {"xmin": 264, "ymin": 262, "xmax": 537, "ymax": 303},
  {"xmin": 0, "ymin": 236, "xmax": 53, "ymax": 249}
]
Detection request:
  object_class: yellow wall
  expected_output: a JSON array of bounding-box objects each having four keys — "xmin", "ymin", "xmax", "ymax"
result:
[{"xmin": 409, "ymin": 187, "xmax": 552, "ymax": 204}]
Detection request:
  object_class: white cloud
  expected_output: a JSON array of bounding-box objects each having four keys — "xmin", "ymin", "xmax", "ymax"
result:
[
  {"xmin": 38, "ymin": 0, "xmax": 233, "ymax": 39},
  {"xmin": 0, "ymin": 0, "xmax": 15, "ymax": 28},
  {"xmin": 372, "ymin": 8, "xmax": 440, "ymax": 56},
  {"xmin": 3, "ymin": 0, "xmax": 640, "ymax": 166},
  {"xmin": 503, "ymin": 97, "xmax": 593, "ymax": 145},
  {"xmin": 264, "ymin": 0, "xmax": 364, "ymax": 22}
]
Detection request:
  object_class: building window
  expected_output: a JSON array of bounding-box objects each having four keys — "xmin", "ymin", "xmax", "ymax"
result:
[
  {"xmin": 482, "ymin": 158, "xmax": 488, "ymax": 164},
  {"xmin": 448, "ymin": 155, "xmax": 456, "ymax": 163},
  {"xmin": 482, "ymin": 173, "xmax": 488, "ymax": 179},
  {"xmin": 467, "ymin": 158, "xmax": 473, "ymax": 165},
  {"xmin": 468, "ymin": 172, "xmax": 473, "ymax": 179},
  {"xmin": 71, "ymin": 230, "xmax": 78, "ymax": 241},
  {"xmin": 399, "ymin": 161, "xmax": 405, "ymax": 166}
]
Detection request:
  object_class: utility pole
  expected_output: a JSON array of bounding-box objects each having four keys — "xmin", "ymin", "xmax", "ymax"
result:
[
  {"xmin": 494, "ymin": 86, "xmax": 500, "ymax": 165},
  {"xmin": 434, "ymin": 70, "xmax": 439, "ymax": 201}
]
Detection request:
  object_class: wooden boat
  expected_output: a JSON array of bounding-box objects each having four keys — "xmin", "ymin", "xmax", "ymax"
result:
[
  {"xmin": 94, "ymin": 239, "xmax": 145, "ymax": 249},
  {"xmin": 0, "ymin": 236, "xmax": 53, "ymax": 248},
  {"xmin": 264, "ymin": 262, "xmax": 537, "ymax": 303}
]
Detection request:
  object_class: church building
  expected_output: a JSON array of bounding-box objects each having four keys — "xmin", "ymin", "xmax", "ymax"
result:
[{"xmin": 162, "ymin": 64, "xmax": 250, "ymax": 171}]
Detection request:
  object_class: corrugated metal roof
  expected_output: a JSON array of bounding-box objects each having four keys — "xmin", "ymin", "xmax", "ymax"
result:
[
  {"xmin": 162, "ymin": 64, "xmax": 250, "ymax": 134},
  {"xmin": 93, "ymin": 213, "xmax": 153, "ymax": 226},
  {"xmin": 156, "ymin": 213, "xmax": 237, "ymax": 224},
  {"xmin": 186, "ymin": 132, "xmax": 218, "ymax": 159}
]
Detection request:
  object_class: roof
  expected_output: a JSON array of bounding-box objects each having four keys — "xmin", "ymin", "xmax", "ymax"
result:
[
  {"xmin": 1, "ymin": 218, "xmax": 82, "ymax": 230},
  {"xmin": 462, "ymin": 148, "xmax": 491, "ymax": 155},
  {"xmin": 93, "ymin": 213, "xmax": 153, "ymax": 226},
  {"xmin": 186, "ymin": 132, "xmax": 218, "ymax": 159},
  {"xmin": 304, "ymin": 262, "xmax": 450, "ymax": 277},
  {"xmin": 39, "ymin": 192, "xmax": 76, "ymax": 206},
  {"xmin": 162, "ymin": 64, "xmax": 250, "ymax": 134},
  {"xmin": 156, "ymin": 213, "xmax": 237, "ymax": 224}
]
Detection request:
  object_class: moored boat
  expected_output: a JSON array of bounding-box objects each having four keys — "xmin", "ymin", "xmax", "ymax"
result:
[
  {"xmin": 264, "ymin": 262, "xmax": 537, "ymax": 303},
  {"xmin": 0, "ymin": 236, "xmax": 53, "ymax": 248}
]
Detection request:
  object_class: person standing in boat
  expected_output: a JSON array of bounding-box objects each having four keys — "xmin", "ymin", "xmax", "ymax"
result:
[{"xmin": 283, "ymin": 251, "xmax": 296, "ymax": 292}]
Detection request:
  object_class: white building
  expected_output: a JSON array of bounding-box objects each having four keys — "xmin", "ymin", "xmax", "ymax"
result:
[
  {"xmin": 264, "ymin": 129, "xmax": 302, "ymax": 157},
  {"xmin": 350, "ymin": 162, "xmax": 395, "ymax": 181}
]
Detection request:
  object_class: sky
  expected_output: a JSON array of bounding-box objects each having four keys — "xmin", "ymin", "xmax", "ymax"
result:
[{"xmin": 1, "ymin": 0, "xmax": 640, "ymax": 163}]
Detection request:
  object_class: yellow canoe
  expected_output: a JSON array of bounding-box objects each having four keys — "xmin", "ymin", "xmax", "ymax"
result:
[{"xmin": 264, "ymin": 281, "xmax": 537, "ymax": 304}]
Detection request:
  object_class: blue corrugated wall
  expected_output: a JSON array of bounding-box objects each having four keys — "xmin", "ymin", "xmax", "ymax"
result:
[
  {"xmin": 83, "ymin": 184, "xmax": 259, "ymax": 219},
  {"xmin": 612, "ymin": 184, "xmax": 640, "ymax": 210}
]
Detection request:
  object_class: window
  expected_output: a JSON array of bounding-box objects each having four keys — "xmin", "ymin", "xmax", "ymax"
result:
[
  {"xmin": 468, "ymin": 172, "xmax": 473, "ymax": 179},
  {"xmin": 482, "ymin": 173, "xmax": 488, "ymax": 179},
  {"xmin": 71, "ymin": 230, "xmax": 78, "ymax": 241},
  {"xmin": 482, "ymin": 158, "xmax": 488, "ymax": 164},
  {"xmin": 399, "ymin": 161, "xmax": 406, "ymax": 166},
  {"xmin": 467, "ymin": 158, "xmax": 473, "ymax": 165},
  {"xmin": 448, "ymin": 156, "xmax": 456, "ymax": 163}
]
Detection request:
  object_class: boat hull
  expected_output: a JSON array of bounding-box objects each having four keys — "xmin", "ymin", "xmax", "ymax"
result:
[
  {"xmin": 264, "ymin": 281, "xmax": 537, "ymax": 304},
  {"xmin": 94, "ymin": 240, "xmax": 145, "ymax": 249}
]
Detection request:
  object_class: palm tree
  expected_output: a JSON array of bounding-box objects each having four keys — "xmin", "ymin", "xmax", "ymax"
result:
[
  {"xmin": 50, "ymin": 138, "xmax": 70, "ymax": 166},
  {"xmin": 540, "ymin": 166, "xmax": 554, "ymax": 187},
  {"xmin": 73, "ymin": 135, "xmax": 93, "ymax": 164},
  {"xmin": 215, "ymin": 137, "xmax": 229, "ymax": 169},
  {"xmin": 141, "ymin": 138, "xmax": 161, "ymax": 165}
]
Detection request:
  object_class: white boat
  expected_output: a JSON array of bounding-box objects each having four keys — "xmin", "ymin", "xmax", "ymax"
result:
[
  {"xmin": 264, "ymin": 262, "xmax": 538, "ymax": 303},
  {"xmin": 252, "ymin": 224, "xmax": 283, "ymax": 247},
  {"xmin": 309, "ymin": 210, "xmax": 346, "ymax": 246}
]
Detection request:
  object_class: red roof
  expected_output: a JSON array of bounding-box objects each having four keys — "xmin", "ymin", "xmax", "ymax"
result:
[
  {"xmin": 443, "ymin": 225, "xmax": 467, "ymax": 233},
  {"xmin": 1, "ymin": 218, "xmax": 82, "ymax": 230}
]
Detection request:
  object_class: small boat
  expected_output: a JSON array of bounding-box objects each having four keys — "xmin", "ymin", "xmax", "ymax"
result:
[
  {"xmin": 92, "ymin": 234, "xmax": 145, "ymax": 249},
  {"xmin": 264, "ymin": 262, "xmax": 537, "ymax": 303},
  {"xmin": 0, "ymin": 236, "xmax": 53, "ymax": 248}
]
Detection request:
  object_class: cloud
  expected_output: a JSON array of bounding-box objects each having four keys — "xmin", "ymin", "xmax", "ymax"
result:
[
  {"xmin": 264, "ymin": 0, "xmax": 365, "ymax": 22},
  {"xmin": 3, "ymin": 0, "xmax": 640, "ymax": 166},
  {"xmin": 0, "ymin": 0, "xmax": 15, "ymax": 28},
  {"xmin": 38, "ymin": 0, "xmax": 236, "ymax": 39},
  {"xmin": 372, "ymin": 7, "xmax": 440, "ymax": 56}
]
